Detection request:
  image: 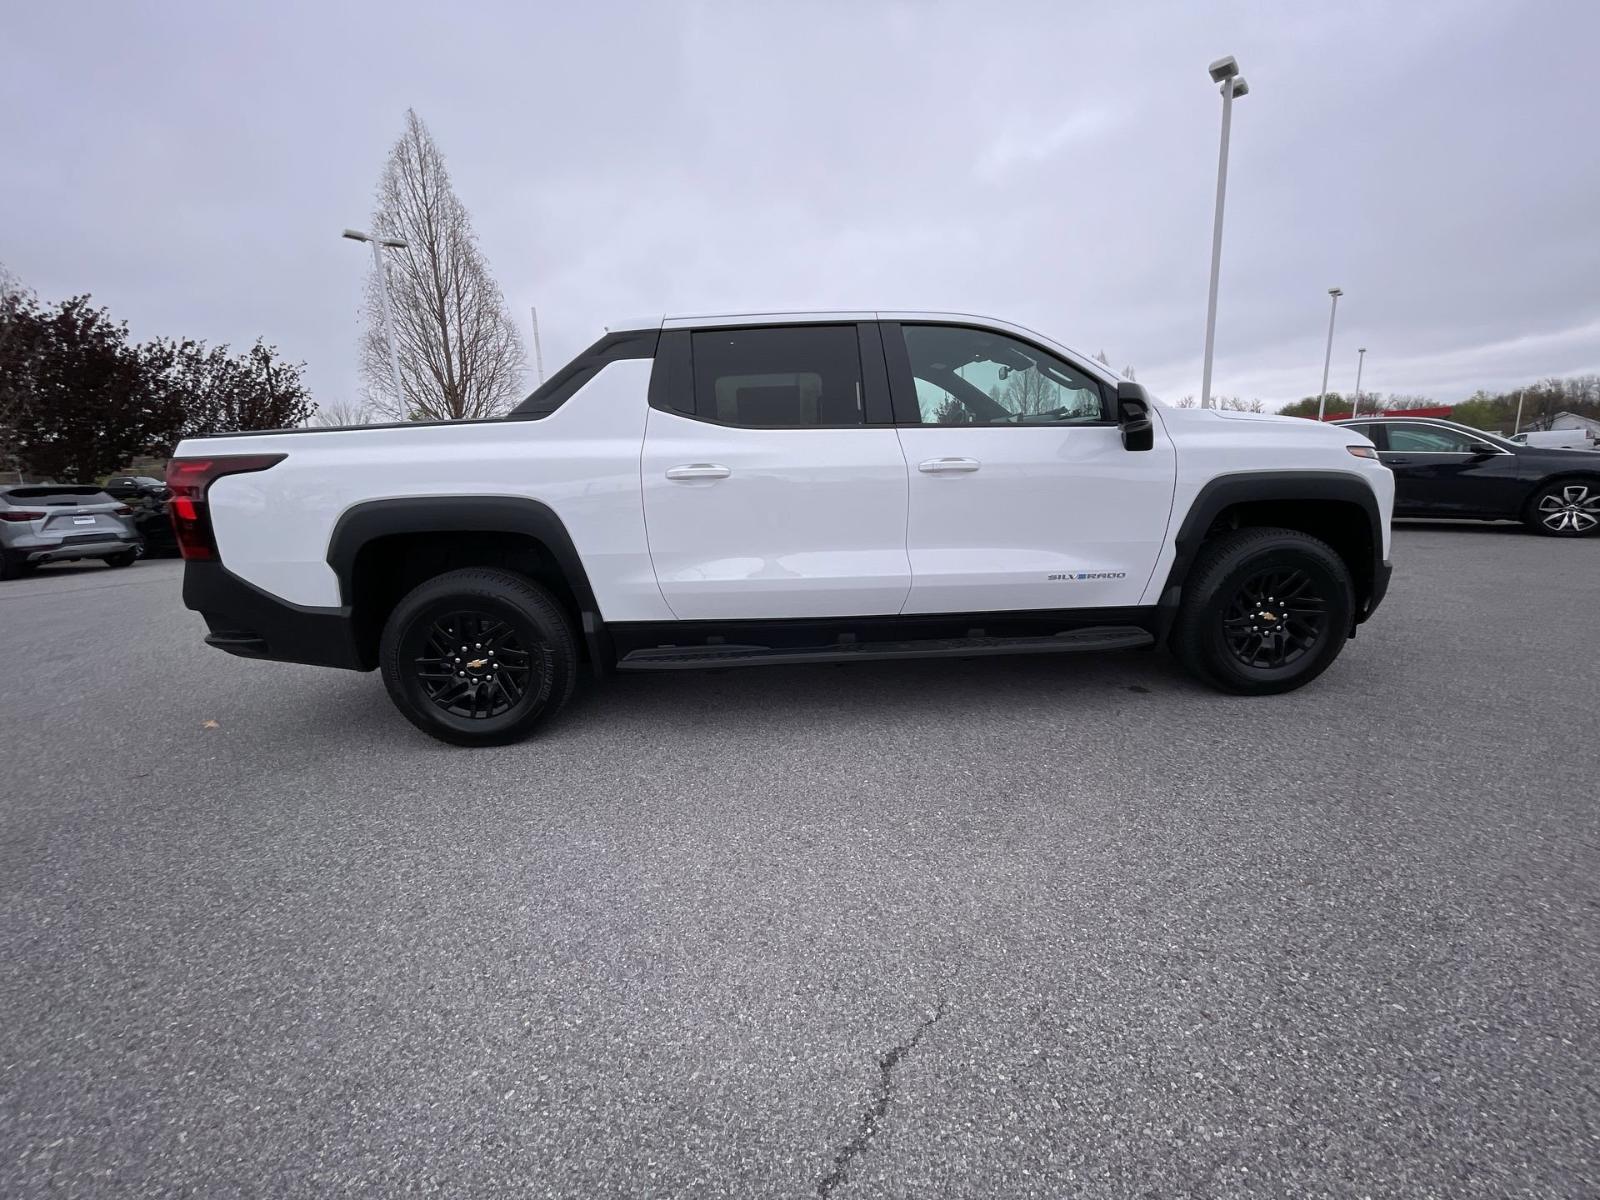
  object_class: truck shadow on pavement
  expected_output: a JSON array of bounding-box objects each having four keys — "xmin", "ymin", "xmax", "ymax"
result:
[{"xmin": 293, "ymin": 646, "xmax": 1214, "ymax": 751}]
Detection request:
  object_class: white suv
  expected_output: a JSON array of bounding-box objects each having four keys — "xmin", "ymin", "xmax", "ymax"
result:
[{"xmin": 168, "ymin": 311, "xmax": 1394, "ymax": 745}]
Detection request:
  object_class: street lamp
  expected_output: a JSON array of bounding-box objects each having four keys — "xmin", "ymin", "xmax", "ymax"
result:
[
  {"xmin": 343, "ymin": 228, "xmax": 407, "ymax": 410},
  {"xmin": 1316, "ymin": 287, "xmax": 1343, "ymax": 421},
  {"xmin": 1200, "ymin": 55, "xmax": 1250, "ymax": 410},
  {"xmin": 1350, "ymin": 347, "xmax": 1367, "ymax": 419}
]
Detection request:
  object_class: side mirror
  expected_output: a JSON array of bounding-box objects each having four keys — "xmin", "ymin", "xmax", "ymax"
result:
[
  {"xmin": 1117, "ymin": 381, "xmax": 1154, "ymax": 452},
  {"xmin": 1466, "ymin": 442, "xmax": 1497, "ymax": 456}
]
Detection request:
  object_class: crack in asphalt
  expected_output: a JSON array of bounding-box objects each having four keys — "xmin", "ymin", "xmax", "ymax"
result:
[{"xmin": 816, "ymin": 1000, "xmax": 948, "ymax": 1198}]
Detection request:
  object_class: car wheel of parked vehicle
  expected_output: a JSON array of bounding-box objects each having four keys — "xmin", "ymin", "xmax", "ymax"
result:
[
  {"xmin": 379, "ymin": 568, "xmax": 577, "ymax": 747},
  {"xmin": 1173, "ymin": 527, "xmax": 1354, "ymax": 695},
  {"xmin": 104, "ymin": 549, "xmax": 140, "ymax": 568},
  {"xmin": 0, "ymin": 550, "xmax": 38, "ymax": 581},
  {"xmin": 1524, "ymin": 480, "xmax": 1600, "ymax": 537}
]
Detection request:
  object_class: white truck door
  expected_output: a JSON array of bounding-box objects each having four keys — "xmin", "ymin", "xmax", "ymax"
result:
[
  {"xmin": 640, "ymin": 323, "xmax": 912, "ymax": 620},
  {"xmin": 883, "ymin": 320, "xmax": 1176, "ymax": 614}
]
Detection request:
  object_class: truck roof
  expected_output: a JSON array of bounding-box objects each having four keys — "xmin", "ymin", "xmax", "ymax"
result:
[{"xmin": 604, "ymin": 311, "xmax": 1118, "ymax": 386}]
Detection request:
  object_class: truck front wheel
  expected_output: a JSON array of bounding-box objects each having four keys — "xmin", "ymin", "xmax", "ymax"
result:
[
  {"xmin": 1172, "ymin": 527, "xmax": 1354, "ymax": 695},
  {"xmin": 379, "ymin": 568, "xmax": 578, "ymax": 747}
]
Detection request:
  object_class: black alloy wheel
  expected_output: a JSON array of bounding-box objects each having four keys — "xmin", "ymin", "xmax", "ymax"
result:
[
  {"xmin": 1220, "ymin": 567, "xmax": 1330, "ymax": 671},
  {"xmin": 413, "ymin": 610, "xmax": 538, "ymax": 720},
  {"xmin": 379, "ymin": 568, "xmax": 577, "ymax": 747},
  {"xmin": 1172, "ymin": 526, "xmax": 1354, "ymax": 695}
]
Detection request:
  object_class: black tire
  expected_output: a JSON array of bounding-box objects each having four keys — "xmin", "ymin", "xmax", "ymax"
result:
[
  {"xmin": 0, "ymin": 551, "xmax": 37, "ymax": 581},
  {"xmin": 104, "ymin": 549, "xmax": 140, "ymax": 568},
  {"xmin": 1172, "ymin": 527, "xmax": 1354, "ymax": 695},
  {"xmin": 378, "ymin": 568, "xmax": 578, "ymax": 747},
  {"xmin": 1523, "ymin": 479, "xmax": 1600, "ymax": 538}
]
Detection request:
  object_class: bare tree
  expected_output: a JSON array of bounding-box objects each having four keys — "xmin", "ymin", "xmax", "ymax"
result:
[
  {"xmin": 1216, "ymin": 395, "xmax": 1265, "ymax": 412},
  {"xmin": 1000, "ymin": 368, "xmax": 1060, "ymax": 416},
  {"xmin": 1173, "ymin": 394, "xmax": 1198, "ymax": 408},
  {"xmin": 313, "ymin": 393, "xmax": 374, "ymax": 427},
  {"xmin": 361, "ymin": 110, "xmax": 526, "ymax": 421}
]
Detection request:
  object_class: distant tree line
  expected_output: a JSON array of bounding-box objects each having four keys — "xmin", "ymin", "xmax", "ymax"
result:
[
  {"xmin": 1448, "ymin": 376, "xmax": 1600, "ymax": 433},
  {"xmin": 1269, "ymin": 378, "xmax": 1600, "ymax": 429},
  {"xmin": 1274, "ymin": 393, "xmax": 1438, "ymax": 420},
  {"xmin": 0, "ymin": 274, "xmax": 314, "ymax": 482},
  {"xmin": 1170, "ymin": 395, "xmax": 1265, "ymax": 411}
]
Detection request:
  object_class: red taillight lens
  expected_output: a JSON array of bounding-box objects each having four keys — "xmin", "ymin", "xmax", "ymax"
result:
[
  {"xmin": 114, "ymin": 504, "xmax": 134, "ymax": 515},
  {"xmin": 165, "ymin": 454, "xmax": 286, "ymax": 561},
  {"xmin": 0, "ymin": 509, "xmax": 47, "ymax": 523}
]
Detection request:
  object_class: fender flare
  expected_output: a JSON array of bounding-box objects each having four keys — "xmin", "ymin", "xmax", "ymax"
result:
[
  {"xmin": 325, "ymin": 495, "xmax": 611, "ymax": 671},
  {"xmin": 1159, "ymin": 470, "xmax": 1386, "ymax": 624}
]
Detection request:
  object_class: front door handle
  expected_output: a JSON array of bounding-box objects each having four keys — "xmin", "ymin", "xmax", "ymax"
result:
[
  {"xmin": 918, "ymin": 457, "xmax": 981, "ymax": 474},
  {"xmin": 665, "ymin": 463, "xmax": 731, "ymax": 481}
]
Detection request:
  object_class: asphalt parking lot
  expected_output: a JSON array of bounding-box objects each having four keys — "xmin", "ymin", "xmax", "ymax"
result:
[{"xmin": 2, "ymin": 524, "xmax": 1597, "ymax": 1198}]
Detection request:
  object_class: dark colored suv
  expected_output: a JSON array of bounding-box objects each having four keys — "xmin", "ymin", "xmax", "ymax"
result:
[
  {"xmin": 1336, "ymin": 417, "xmax": 1600, "ymax": 536},
  {"xmin": 103, "ymin": 475, "xmax": 178, "ymax": 557},
  {"xmin": 0, "ymin": 485, "xmax": 144, "ymax": 578}
]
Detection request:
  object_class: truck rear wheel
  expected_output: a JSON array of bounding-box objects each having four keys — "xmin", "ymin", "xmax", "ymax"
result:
[
  {"xmin": 1172, "ymin": 527, "xmax": 1353, "ymax": 695},
  {"xmin": 379, "ymin": 568, "xmax": 577, "ymax": 747}
]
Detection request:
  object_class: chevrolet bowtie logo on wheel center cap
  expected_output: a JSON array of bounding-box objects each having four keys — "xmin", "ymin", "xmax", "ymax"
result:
[
  {"xmin": 1260, "ymin": 611, "xmax": 1278, "ymax": 621},
  {"xmin": 466, "ymin": 658, "xmax": 489, "ymax": 669}
]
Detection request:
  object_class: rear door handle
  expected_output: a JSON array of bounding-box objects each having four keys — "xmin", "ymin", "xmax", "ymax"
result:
[
  {"xmin": 918, "ymin": 457, "xmax": 981, "ymax": 474},
  {"xmin": 665, "ymin": 463, "xmax": 731, "ymax": 481}
]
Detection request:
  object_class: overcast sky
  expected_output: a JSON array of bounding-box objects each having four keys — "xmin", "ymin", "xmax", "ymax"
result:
[{"xmin": 4, "ymin": 1, "xmax": 1597, "ymax": 411}]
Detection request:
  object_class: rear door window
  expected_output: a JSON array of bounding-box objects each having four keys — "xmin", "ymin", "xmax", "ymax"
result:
[{"xmin": 690, "ymin": 326, "xmax": 865, "ymax": 428}]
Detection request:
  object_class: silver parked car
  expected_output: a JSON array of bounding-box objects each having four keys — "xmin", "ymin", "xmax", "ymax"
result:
[{"xmin": 0, "ymin": 485, "xmax": 144, "ymax": 579}]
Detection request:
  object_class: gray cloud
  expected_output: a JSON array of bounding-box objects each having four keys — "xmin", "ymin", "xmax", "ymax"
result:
[{"xmin": 3, "ymin": 0, "xmax": 1595, "ymax": 411}]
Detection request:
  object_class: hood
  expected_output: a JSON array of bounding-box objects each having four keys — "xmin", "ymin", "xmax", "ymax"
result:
[
  {"xmin": 1210, "ymin": 408, "xmax": 1310, "ymax": 426},
  {"xmin": 1158, "ymin": 406, "xmax": 1333, "ymax": 431}
]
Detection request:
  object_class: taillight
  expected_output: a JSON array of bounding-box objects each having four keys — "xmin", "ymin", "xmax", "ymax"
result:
[
  {"xmin": 114, "ymin": 504, "xmax": 134, "ymax": 515},
  {"xmin": 165, "ymin": 454, "xmax": 286, "ymax": 561},
  {"xmin": 0, "ymin": 509, "xmax": 46, "ymax": 523}
]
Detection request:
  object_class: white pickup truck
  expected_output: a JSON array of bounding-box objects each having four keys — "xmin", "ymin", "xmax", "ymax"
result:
[{"xmin": 171, "ymin": 311, "xmax": 1394, "ymax": 745}]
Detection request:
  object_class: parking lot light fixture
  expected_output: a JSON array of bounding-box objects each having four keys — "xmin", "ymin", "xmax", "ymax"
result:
[
  {"xmin": 1317, "ymin": 288, "xmax": 1343, "ymax": 422},
  {"xmin": 342, "ymin": 228, "xmax": 408, "ymax": 409},
  {"xmin": 1200, "ymin": 55, "xmax": 1249, "ymax": 410}
]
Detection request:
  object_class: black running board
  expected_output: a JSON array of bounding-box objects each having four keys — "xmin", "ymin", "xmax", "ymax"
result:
[{"xmin": 616, "ymin": 625, "xmax": 1154, "ymax": 671}]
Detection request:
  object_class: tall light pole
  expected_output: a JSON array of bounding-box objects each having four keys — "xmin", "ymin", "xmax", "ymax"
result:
[
  {"xmin": 1350, "ymin": 346, "xmax": 1367, "ymax": 418},
  {"xmin": 1200, "ymin": 55, "xmax": 1250, "ymax": 409},
  {"xmin": 343, "ymin": 229, "xmax": 407, "ymax": 410},
  {"xmin": 530, "ymin": 306, "xmax": 546, "ymax": 385},
  {"xmin": 1513, "ymin": 389, "xmax": 1526, "ymax": 435},
  {"xmin": 1316, "ymin": 287, "xmax": 1343, "ymax": 421}
]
